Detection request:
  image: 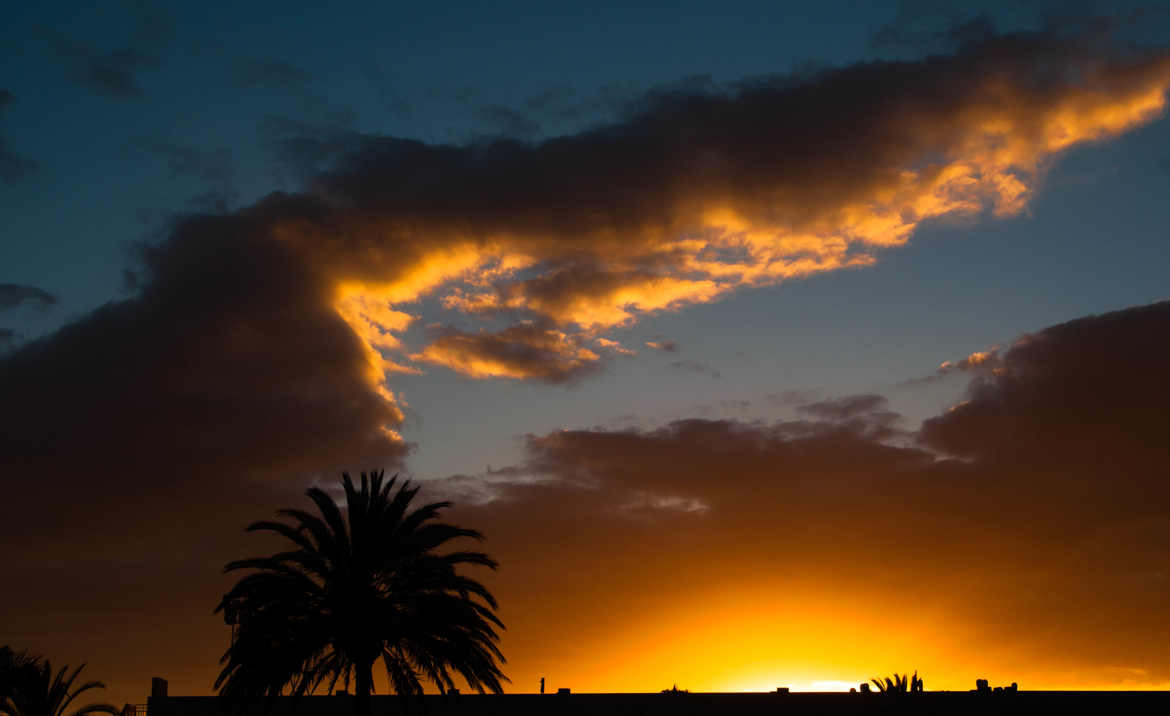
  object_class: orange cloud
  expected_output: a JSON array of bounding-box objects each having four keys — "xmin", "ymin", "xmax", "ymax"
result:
[
  {"xmin": 308, "ymin": 37, "xmax": 1170, "ymax": 388},
  {"xmin": 594, "ymin": 337, "xmax": 636, "ymax": 355},
  {"xmin": 412, "ymin": 322, "xmax": 601, "ymax": 382},
  {"xmin": 937, "ymin": 346, "xmax": 1004, "ymax": 377},
  {"xmin": 644, "ymin": 339, "xmax": 678, "ymax": 352}
]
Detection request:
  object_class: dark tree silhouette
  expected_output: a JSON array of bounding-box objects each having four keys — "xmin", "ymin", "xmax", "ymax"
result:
[
  {"xmin": 0, "ymin": 651, "xmax": 118, "ymax": 716},
  {"xmin": 0, "ymin": 647, "xmax": 39, "ymax": 716},
  {"xmin": 214, "ymin": 471, "xmax": 506, "ymax": 716},
  {"xmin": 1, "ymin": 647, "xmax": 32, "ymax": 715}
]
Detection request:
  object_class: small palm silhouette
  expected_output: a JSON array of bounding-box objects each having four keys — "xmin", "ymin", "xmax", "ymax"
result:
[
  {"xmin": 0, "ymin": 651, "xmax": 118, "ymax": 716},
  {"xmin": 870, "ymin": 671, "xmax": 923, "ymax": 694}
]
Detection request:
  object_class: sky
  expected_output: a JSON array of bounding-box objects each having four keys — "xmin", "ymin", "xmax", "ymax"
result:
[{"xmin": 3, "ymin": 0, "xmax": 1170, "ymax": 706}]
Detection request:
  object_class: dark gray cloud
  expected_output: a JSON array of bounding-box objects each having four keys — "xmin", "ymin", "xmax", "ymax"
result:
[
  {"xmin": 871, "ymin": 1, "xmax": 997, "ymax": 56},
  {"xmin": 232, "ymin": 58, "xmax": 310, "ymax": 90},
  {"xmin": 0, "ymin": 139, "xmax": 37, "ymax": 182},
  {"xmin": 142, "ymin": 140, "xmax": 234, "ymax": 185},
  {"xmin": 873, "ymin": 0, "xmax": 1170, "ymax": 59},
  {"xmin": 474, "ymin": 105, "xmax": 542, "ymax": 139},
  {"xmin": 44, "ymin": 1, "xmax": 170, "ymax": 99},
  {"xmin": 523, "ymin": 85, "xmax": 575, "ymax": 112},
  {"xmin": 359, "ymin": 59, "xmax": 412, "ymax": 117},
  {"xmin": 448, "ymin": 82, "xmax": 644, "ymax": 143},
  {"xmin": 0, "ymin": 200, "xmax": 410, "ymax": 514},
  {"xmin": 185, "ymin": 189, "xmax": 240, "ymax": 214},
  {"xmin": 259, "ymin": 112, "xmax": 363, "ymax": 179},
  {"xmin": 796, "ymin": 393, "xmax": 889, "ymax": 421},
  {"xmin": 921, "ymin": 300, "xmax": 1170, "ymax": 461},
  {"xmin": 645, "ymin": 339, "xmax": 678, "ymax": 352},
  {"xmin": 49, "ymin": 38, "xmax": 159, "ymax": 98},
  {"xmin": 0, "ymin": 90, "xmax": 38, "ymax": 182},
  {"xmin": 764, "ymin": 389, "xmax": 821, "ymax": 406},
  {"xmin": 668, "ymin": 360, "xmax": 722, "ymax": 379},
  {"xmin": 0, "ymin": 283, "xmax": 58, "ymax": 311}
]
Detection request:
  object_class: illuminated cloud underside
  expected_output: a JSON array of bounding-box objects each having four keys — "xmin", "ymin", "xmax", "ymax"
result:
[{"xmin": 315, "ymin": 41, "xmax": 1170, "ymax": 397}]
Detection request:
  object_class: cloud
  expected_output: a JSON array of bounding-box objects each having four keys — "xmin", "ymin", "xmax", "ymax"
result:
[
  {"xmin": 921, "ymin": 300, "xmax": 1170, "ymax": 461},
  {"xmin": 523, "ymin": 85, "xmax": 576, "ymax": 112},
  {"xmin": 532, "ymin": 82, "xmax": 643, "ymax": 124},
  {"xmin": 0, "ymin": 140, "xmax": 39, "ymax": 182},
  {"xmin": 438, "ymin": 301, "xmax": 1170, "ymax": 690},
  {"xmin": 0, "ymin": 205, "xmax": 410, "ymax": 486},
  {"xmin": 359, "ymin": 58, "xmax": 412, "ymax": 118},
  {"xmin": 594, "ymin": 337, "xmax": 636, "ymax": 356},
  {"xmin": 300, "ymin": 30, "xmax": 1170, "ymax": 384},
  {"xmin": 48, "ymin": 38, "xmax": 159, "ymax": 98},
  {"xmin": 645, "ymin": 339, "xmax": 679, "ymax": 352},
  {"xmin": 413, "ymin": 321, "xmax": 601, "ymax": 383},
  {"xmin": 935, "ymin": 345, "xmax": 1003, "ymax": 376},
  {"xmin": 764, "ymin": 389, "xmax": 821, "ymax": 406},
  {"xmin": 0, "ymin": 283, "xmax": 58, "ymax": 311},
  {"xmin": 475, "ymin": 105, "xmax": 542, "ymax": 139},
  {"xmin": 668, "ymin": 360, "xmax": 721, "ymax": 379},
  {"xmin": 0, "ymin": 90, "xmax": 38, "ymax": 182},
  {"xmin": 141, "ymin": 140, "xmax": 235, "ymax": 185},
  {"xmin": 232, "ymin": 58, "xmax": 310, "ymax": 90},
  {"xmin": 259, "ymin": 112, "xmax": 363, "ymax": 179},
  {"xmin": 43, "ymin": 2, "xmax": 169, "ymax": 99},
  {"xmin": 185, "ymin": 189, "xmax": 240, "ymax": 214},
  {"xmin": 796, "ymin": 393, "xmax": 895, "ymax": 422},
  {"xmin": 871, "ymin": 1, "xmax": 997, "ymax": 56}
]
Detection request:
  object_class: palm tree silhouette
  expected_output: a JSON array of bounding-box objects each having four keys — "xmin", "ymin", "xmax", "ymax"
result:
[
  {"xmin": 0, "ymin": 653, "xmax": 119, "ymax": 716},
  {"xmin": 214, "ymin": 471, "xmax": 506, "ymax": 716}
]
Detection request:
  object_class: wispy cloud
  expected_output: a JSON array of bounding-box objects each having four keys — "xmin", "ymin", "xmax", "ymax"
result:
[
  {"xmin": 43, "ymin": 1, "xmax": 169, "ymax": 99},
  {"xmin": 231, "ymin": 58, "xmax": 310, "ymax": 91},
  {"xmin": 645, "ymin": 339, "xmax": 679, "ymax": 353},
  {"xmin": 0, "ymin": 283, "xmax": 57, "ymax": 311},
  {"xmin": 0, "ymin": 91, "xmax": 38, "ymax": 182},
  {"xmin": 669, "ymin": 360, "xmax": 721, "ymax": 379}
]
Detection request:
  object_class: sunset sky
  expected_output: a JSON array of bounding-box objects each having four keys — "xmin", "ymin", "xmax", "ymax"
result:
[{"xmin": 4, "ymin": 0, "xmax": 1170, "ymax": 706}]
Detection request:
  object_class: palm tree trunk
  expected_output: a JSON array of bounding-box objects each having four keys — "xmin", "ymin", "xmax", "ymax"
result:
[{"xmin": 355, "ymin": 662, "xmax": 373, "ymax": 716}]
